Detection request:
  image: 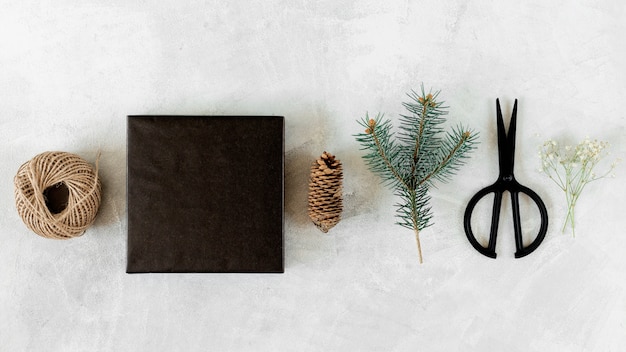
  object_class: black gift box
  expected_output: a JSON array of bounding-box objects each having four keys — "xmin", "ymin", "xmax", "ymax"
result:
[{"xmin": 127, "ymin": 116, "xmax": 284, "ymax": 273}]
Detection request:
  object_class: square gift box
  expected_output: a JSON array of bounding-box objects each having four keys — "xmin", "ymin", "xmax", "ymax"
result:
[{"xmin": 126, "ymin": 116, "xmax": 284, "ymax": 273}]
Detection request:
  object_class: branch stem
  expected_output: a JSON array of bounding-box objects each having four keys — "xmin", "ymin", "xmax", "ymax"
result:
[
  {"xmin": 414, "ymin": 227, "xmax": 423, "ymax": 264},
  {"xmin": 409, "ymin": 103, "xmax": 428, "ymax": 179},
  {"xmin": 419, "ymin": 132, "xmax": 470, "ymax": 186},
  {"xmin": 371, "ymin": 128, "xmax": 410, "ymax": 190}
]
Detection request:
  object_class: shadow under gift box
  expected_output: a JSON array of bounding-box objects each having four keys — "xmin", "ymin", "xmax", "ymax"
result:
[{"xmin": 126, "ymin": 116, "xmax": 284, "ymax": 273}]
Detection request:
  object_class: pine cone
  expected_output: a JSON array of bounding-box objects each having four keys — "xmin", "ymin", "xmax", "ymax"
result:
[{"xmin": 308, "ymin": 151, "xmax": 343, "ymax": 233}]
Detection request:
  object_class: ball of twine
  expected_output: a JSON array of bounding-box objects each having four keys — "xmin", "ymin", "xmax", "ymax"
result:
[{"xmin": 14, "ymin": 151, "xmax": 102, "ymax": 239}]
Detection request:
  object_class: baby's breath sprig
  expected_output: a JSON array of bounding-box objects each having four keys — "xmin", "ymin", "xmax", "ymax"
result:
[{"xmin": 538, "ymin": 137, "xmax": 619, "ymax": 236}]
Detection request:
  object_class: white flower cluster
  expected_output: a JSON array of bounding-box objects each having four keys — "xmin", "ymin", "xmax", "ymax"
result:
[
  {"xmin": 539, "ymin": 137, "xmax": 618, "ymax": 181},
  {"xmin": 538, "ymin": 137, "xmax": 619, "ymax": 236}
]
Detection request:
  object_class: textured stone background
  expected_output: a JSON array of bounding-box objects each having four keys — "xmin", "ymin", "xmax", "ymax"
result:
[{"xmin": 1, "ymin": 1, "xmax": 625, "ymax": 351}]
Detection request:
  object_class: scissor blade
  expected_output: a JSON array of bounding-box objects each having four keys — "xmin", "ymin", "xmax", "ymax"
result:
[
  {"xmin": 496, "ymin": 99, "xmax": 508, "ymax": 175},
  {"xmin": 508, "ymin": 99, "xmax": 518, "ymax": 167},
  {"xmin": 495, "ymin": 98, "xmax": 518, "ymax": 176}
]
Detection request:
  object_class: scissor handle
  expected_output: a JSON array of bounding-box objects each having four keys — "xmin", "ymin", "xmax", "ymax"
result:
[
  {"xmin": 512, "ymin": 184, "xmax": 549, "ymax": 258},
  {"xmin": 463, "ymin": 182, "xmax": 549, "ymax": 259},
  {"xmin": 464, "ymin": 184, "xmax": 501, "ymax": 258}
]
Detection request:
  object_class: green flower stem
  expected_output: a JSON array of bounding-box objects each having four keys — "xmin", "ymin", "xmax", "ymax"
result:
[
  {"xmin": 563, "ymin": 194, "xmax": 578, "ymax": 236},
  {"xmin": 539, "ymin": 137, "xmax": 618, "ymax": 237}
]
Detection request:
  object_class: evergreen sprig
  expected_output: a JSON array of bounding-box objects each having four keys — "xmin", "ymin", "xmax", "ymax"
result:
[{"xmin": 355, "ymin": 86, "xmax": 478, "ymax": 263}]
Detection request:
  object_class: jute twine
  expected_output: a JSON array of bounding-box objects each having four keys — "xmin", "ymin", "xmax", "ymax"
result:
[{"xmin": 14, "ymin": 151, "xmax": 102, "ymax": 239}]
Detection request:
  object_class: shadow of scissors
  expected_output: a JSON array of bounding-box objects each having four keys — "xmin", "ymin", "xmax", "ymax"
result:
[{"xmin": 464, "ymin": 99, "xmax": 548, "ymax": 258}]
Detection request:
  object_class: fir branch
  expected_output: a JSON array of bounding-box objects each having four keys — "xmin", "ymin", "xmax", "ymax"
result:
[
  {"xmin": 395, "ymin": 185, "xmax": 432, "ymax": 231},
  {"xmin": 356, "ymin": 114, "xmax": 409, "ymax": 190},
  {"xmin": 355, "ymin": 86, "xmax": 478, "ymax": 263},
  {"xmin": 399, "ymin": 87, "xmax": 447, "ymax": 184},
  {"xmin": 407, "ymin": 93, "xmax": 430, "ymax": 181},
  {"xmin": 420, "ymin": 125, "xmax": 479, "ymax": 186}
]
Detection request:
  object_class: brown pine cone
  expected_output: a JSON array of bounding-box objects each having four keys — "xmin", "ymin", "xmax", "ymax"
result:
[{"xmin": 308, "ymin": 151, "xmax": 343, "ymax": 233}]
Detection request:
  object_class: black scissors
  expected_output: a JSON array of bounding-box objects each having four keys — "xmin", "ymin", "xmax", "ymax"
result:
[{"xmin": 464, "ymin": 99, "xmax": 548, "ymax": 258}]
